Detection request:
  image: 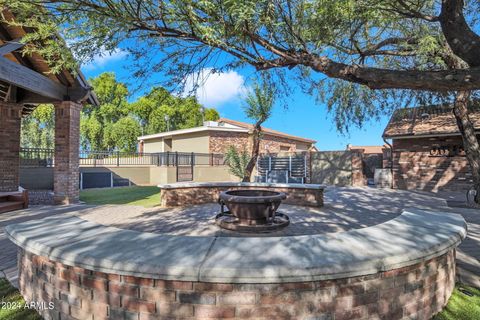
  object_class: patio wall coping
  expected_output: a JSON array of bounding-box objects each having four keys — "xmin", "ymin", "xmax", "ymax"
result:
[
  {"xmin": 4, "ymin": 210, "xmax": 466, "ymax": 283},
  {"xmin": 157, "ymin": 182, "xmax": 326, "ymax": 190}
]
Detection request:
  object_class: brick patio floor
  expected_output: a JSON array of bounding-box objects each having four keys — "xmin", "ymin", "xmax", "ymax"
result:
[{"xmin": 0, "ymin": 187, "xmax": 478, "ymax": 288}]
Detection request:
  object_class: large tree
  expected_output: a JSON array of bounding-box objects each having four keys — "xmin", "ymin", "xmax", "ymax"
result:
[
  {"xmin": 129, "ymin": 87, "xmax": 219, "ymax": 135},
  {"xmin": 81, "ymin": 72, "xmax": 131, "ymax": 150},
  {"xmin": 5, "ymin": 1, "xmax": 480, "ymax": 196},
  {"xmin": 21, "ymin": 104, "xmax": 55, "ymax": 149}
]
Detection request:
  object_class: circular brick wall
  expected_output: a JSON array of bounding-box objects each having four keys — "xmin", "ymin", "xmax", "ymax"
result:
[{"xmin": 18, "ymin": 248, "xmax": 455, "ymax": 320}]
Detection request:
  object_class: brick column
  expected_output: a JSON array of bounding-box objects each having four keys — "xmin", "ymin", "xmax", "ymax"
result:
[
  {"xmin": 0, "ymin": 102, "xmax": 22, "ymax": 192},
  {"xmin": 351, "ymin": 151, "xmax": 366, "ymax": 186},
  {"xmin": 54, "ymin": 101, "xmax": 82, "ymax": 204}
]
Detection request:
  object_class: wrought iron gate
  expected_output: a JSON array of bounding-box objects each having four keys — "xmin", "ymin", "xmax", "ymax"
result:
[{"xmin": 176, "ymin": 165, "xmax": 193, "ymax": 182}]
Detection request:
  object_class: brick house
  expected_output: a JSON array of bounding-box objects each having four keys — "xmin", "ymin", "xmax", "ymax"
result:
[
  {"xmin": 138, "ymin": 118, "xmax": 316, "ymax": 155},
  {"xmin": 383, "ymin": 105, "xmax": 480, "ymax": 192}
]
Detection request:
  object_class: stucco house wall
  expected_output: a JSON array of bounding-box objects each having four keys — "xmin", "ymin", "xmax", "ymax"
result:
[
  {"xmin": 171, "ymin": 131, "xmax": 210, "ymax": 153},
  {"xmin": 143, "ymin": 138, "xmax": 164, "ymax": 153},
  {"xmin": 143, "ymin": 132, "xmax": 210, "ymax": 154}
]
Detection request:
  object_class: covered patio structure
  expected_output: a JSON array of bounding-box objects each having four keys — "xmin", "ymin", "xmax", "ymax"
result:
[{"xmin": 0, "ymin": 9, "xmax": 98, "ymax": 206}]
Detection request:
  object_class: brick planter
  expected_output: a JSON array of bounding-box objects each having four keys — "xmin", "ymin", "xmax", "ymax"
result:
[
  {"xmin": 158, "ymin": 182, "xmax": 325, "ymax": 207},
  {"xmin": 19, "ymin": 249, "xmax": 455, "ymax": 320}
]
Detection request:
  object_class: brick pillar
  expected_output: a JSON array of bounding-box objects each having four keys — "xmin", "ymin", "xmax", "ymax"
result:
[
  {"xmin": 54, "ymin": 101, "xmax": 82, "ymax": 204},
  {"xmin": 0, "ymin": 102, "xmax": 22, "ymax": 192},
  {"xmin": 351, "ymin": 151, "xmax": 366, "ymax": 186}
]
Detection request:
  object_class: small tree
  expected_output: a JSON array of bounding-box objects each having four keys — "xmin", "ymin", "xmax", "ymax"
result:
[
  {"xmin": 224, "ymin": 146, "xmax": 250, "ymax": 180},
  {"xmin": 242, "ymin": 81, "xmax": 275, "ymax": 182}
]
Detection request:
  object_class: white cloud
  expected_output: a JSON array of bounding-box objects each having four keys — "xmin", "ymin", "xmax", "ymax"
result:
[
  {"xmin": 183, "ymin": 68, "xmax": 245, "ymax": 107},
  {"xmin": 82, "ymin": 48, "xmax": 127, "ymax": 71}
]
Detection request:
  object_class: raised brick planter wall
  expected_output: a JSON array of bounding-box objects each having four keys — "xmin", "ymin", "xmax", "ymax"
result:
[
  {"xmin": 159, "ymin": 184, "xmax": 324, "ymax": 207},
  {"xmin": 18, "ymin": 248, "xmax": 455, "ymax": 320}
]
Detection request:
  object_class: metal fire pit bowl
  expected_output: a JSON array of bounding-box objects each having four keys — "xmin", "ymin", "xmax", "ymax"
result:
[{"xmin": 215, "ymin": 189, "xmax": 290, "ymax": 232}]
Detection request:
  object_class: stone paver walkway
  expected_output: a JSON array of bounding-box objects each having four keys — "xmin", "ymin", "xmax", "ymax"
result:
[{"xmin": 0, "ymin": 187, "xmax": 478, "ymax": 288}]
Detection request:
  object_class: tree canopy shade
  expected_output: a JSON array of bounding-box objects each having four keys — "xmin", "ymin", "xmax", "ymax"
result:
[
  {"xmin": 3, "ymin": 0, "xmax": 479, "ymax": 129},
  {"xmin": 6, "ymin": 0, "xmax": 480, "ymax": 195},
  {"xmin": 3, "ymin": 1, "xmax": 478, "ymax": 86}
]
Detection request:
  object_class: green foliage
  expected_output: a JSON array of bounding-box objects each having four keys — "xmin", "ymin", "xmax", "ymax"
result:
[
  {"xmin": 6, "ymin": 0, "xmax": 474, "ymax": 133},
  {"xmin": 224, "ymin": 146, "xmax": 251, "ymax": 179},
  {"xmin": 243, "ymin": 81, "xmax": 275, "ymax": 125},
  {"xmin": 435, "ymin": 285, "xmax": 480, "ymax": 320},
  {"xmin": 129, "ymin": 87, "xmax": 219, "ymax": 135},
  {"xmin": 204, "ymin": 108, "xmax": 220, "ymax": 121},
  {"xmin": 0, "ymin": 278, "xmax": 42, "ymax": 320},
  {"xmin": 109, "ymin": 116, "xmax": 141, "ymax": 152},
  {"xmin": 21, "ymin": 104, "xmax": 55, "ymax": 149},
  {"xmin": 20, "ymin": 72, "xmax": 219, "ymax": 151},
  {"xmin": 80, "ymin": 72, "xmax": 130, "ymax": 151}
]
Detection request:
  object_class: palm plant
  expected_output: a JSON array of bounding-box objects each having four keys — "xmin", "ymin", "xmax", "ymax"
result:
[
  {"xmin": 242, "ymin": 81, "xmax": 275, "ymax": 182},
  {"xmin": 224, "ymin": 146, "xmax": 251, "ymax": 180}
]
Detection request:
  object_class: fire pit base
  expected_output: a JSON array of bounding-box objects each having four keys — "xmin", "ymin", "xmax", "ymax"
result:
[{"xmin": 215, "ymin": 211, "xmax": 290, "ymax": 233}]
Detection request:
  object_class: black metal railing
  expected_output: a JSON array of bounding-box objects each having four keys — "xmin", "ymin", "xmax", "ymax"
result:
[
  {"xmin": 19, "ymin": 148, "xmax": 225, "ymax": 167},
  {"xmin": 20, "ymin": 148, "xmax": 55, "ymax": 167}
]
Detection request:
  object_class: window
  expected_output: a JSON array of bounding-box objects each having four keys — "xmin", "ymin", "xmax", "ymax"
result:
[{"xmin": 280, "ymin": 145, "xmax": 291, "ymax": 152}]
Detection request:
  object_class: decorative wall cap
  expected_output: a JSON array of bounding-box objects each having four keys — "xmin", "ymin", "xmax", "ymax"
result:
[
  {"xmin": 157, "ymin": 182, "xmax": 326, "ymax": 190},
  {"xmin": 5, "ymin": 210, "xmax": 466, "ymax": 283}
]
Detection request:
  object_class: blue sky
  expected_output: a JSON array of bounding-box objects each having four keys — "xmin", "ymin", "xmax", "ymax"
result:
[{"xmin": 81, "ymin": 51, "xmax": 390, "ymax": 151}]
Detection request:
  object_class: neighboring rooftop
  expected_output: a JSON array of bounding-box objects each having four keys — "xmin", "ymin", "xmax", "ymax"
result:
[
  {"xmin": 217, "ymin": 118, "xmax": 316, "ymax": 143},
  {"xmin": 138, "ymin": 118, "xmax": 316, "ymax": 144},
  {"xmin": 383, "ymin": 104, "xmax": 480, "ymax": 139}
]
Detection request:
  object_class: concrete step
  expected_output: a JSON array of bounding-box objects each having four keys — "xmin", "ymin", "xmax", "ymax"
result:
[{"xmin": 0, "ymin": 201, "xmax": 24, "ymax": 214}]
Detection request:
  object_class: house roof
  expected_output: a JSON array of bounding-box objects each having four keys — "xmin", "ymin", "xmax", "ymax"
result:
[
  {"xmin": 138, "ymin": 123, "xmax": 249, "ymax": 141},
  {"xmin": 139, "ymin": 118, "xmax": 317, "ymax": 144},
  {"xmin": 217, "ymin": 118, "xmax": 316, "ymax": 144},
  {"xmin": 383, "ymin": 104, "xmax": 480, "ymax": 139}
]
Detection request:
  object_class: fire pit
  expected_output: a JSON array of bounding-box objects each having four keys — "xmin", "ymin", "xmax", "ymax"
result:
[{"xmin": 215, "ymin": 189, "xmax": 290, "ymax": 232}]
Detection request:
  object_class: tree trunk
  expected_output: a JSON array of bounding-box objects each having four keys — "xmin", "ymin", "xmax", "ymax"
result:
[
  {"xmin": 452, "ymin": 91, "xmax": 480, "ymax": 202},
  {"xmin": 243, "ymin": 124, "xmax": 261, "ymax": 182}
]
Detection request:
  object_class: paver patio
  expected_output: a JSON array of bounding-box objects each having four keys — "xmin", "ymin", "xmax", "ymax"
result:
[{"xmin": 1, "ymin": 187, "xmax": 479, "ymax": 288}]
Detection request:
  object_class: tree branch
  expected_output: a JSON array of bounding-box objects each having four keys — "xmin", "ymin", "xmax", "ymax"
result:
[{"xmin": 440, "ymin": 0, "xmax": 480, "ymax": 67}]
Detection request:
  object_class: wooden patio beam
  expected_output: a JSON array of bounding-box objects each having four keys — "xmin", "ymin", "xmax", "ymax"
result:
[
  {"xmin": 0, "ymin": 56, "xmax": 88, "ymax": 102},
  {"xmin": 0, "ymin": 38, "xmax": 24, "ymax": 56}
]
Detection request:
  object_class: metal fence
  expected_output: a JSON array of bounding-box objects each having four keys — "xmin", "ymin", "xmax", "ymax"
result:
[
  {"xmin": 20, "ymin": 148, "xmax": 55, "ymax": 167},
  {"xmin": 19, "ymin": 148, "xmax": 225, "ymax": 167}
]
